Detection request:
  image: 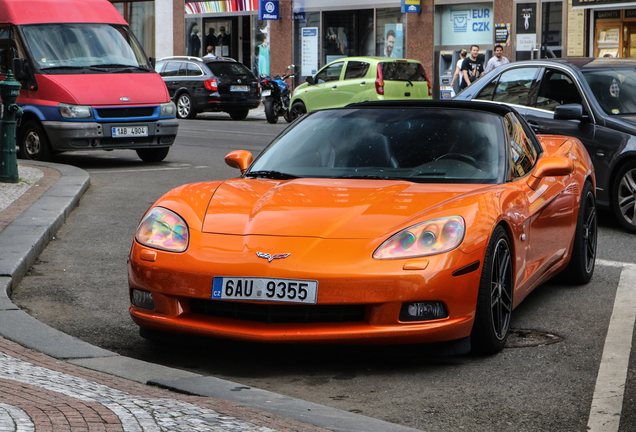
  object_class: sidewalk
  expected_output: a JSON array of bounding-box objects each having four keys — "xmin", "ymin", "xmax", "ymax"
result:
[{"xmin": 0, "ymin": 161, "xmax": 422, "ymax": 432}]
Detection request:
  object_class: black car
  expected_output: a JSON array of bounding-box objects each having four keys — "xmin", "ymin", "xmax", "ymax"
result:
[
  {"xmin": 155, "ymin": 56, "xmax": 260, "ymax": 120},
  {"xmin": 456, "ymin": 58, "xmax": 636, "ymax": 233}
]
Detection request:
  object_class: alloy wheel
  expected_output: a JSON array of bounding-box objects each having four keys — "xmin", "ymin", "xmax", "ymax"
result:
[
  {"xmin": 490, "ymin": 238, "xmax": 512, "ymax": 341},
  {"xmin": 24, "ymin": 131, "xmax": 41, "ymax": 158},
  {"xmin": 178, "ymin": 95, "xmax": 191, "ymax": 118},
  {"xmin": 617, "ymin": 168, "xmax": 636, "ymax": 225}
]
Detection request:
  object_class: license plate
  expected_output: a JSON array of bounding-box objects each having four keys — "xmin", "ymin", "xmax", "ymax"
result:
[
  {"xmin": 111, "ymin": 126, "xmax": 148, "ymax": 137},
  {"xmin": 231, "ymin": 85, "xmax": 250, "ymax": 92},
  {"xmin": 212, "ymin": 277, "xmax": 318, "ymax": 304},
  {"xmin": 261, "ymin": 89, "xmax": 271, "ymax": 96}
]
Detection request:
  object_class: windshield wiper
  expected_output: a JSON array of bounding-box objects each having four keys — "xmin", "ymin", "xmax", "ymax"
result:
[
  {"xmin": 90, "ymin": 64, "xmax": 150, "ymax": 71},
  {"xmin": 41, "ymin": 65, "xmax": 111, "ymax": 72},
  {"xmin": 245, "ymin": 170, "xmax": 299, "ymax": 180}
]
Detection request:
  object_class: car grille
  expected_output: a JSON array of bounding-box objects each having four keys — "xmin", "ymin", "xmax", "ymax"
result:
[
  {"xmin": 95, "ymin": 107, "xmax": 156, "ymax": 118},
  {"xmin": 189, "ymin": 299, "xmax": 366, "ymax": 324}
]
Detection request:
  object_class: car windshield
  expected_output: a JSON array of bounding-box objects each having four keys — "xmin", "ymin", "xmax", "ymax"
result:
[
  {"xmin": 206, "ymin": 62, "xmax": 252, "ymax": 77},
  {"xmin": 21, "ymin": 23, "xmax": 150, "ymax": 71},
  {"xmin": 247, "ymin": 108, "xmax": 506, "ymax": 184},
  {"xmin": 583, "ymin": 69, "xmax": 636, "ymax": 115}
]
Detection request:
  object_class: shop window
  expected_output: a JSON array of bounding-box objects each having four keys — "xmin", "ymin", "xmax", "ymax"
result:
[
  {"xmin": 376, "ymin": 8, "xmax": 405, "ymax": 59},
  {"xmin": 322, "ymin": 10, "xmax": 373, "ymax": 64},
  {"xmin": 493, "ymin": 68, "xmax": 537, "ymax": 106},
  {"xmin": 293, "ymin": 12, "xmax": 320, "ymax": 78},
  {"xmin": 540, "ymin": 1, "xmax": 562, "ymax": 58},
  {"xmin": 112, "ymin": 1, "xmax": 155, "ymax": 57}
]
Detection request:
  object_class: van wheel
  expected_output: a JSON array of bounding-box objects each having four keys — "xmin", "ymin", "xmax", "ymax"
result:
[
  {"xmin": 176, "ymin": 93, "xmax": 196, "ymax": 119},
  {"xmin": 229, "ymin": 109, "xmax": 249, "ymax": 120},
  {"xmin": 136, "ymin": 147, "xmax": 170, "ymax": 162},
  {"xmin": 19, "ymin": 120, "xmax": 53, "ymax": 161}
]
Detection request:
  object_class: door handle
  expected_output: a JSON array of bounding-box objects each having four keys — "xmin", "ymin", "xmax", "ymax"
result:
[
  {"xmin": 332, "ymin": 85, "xmax": 337, "ymax": 89},
  {"xmin": 360, "ymin": 81, "xmax": 366, "ymax": 85}
]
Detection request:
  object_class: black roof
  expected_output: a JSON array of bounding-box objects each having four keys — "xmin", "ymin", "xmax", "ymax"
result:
[
  {"xmin": 504, "ymin": 57, "xmax": 636, "ymax": 71},
  {"xmin": 347, "ymin": 100, "xmax": 519, "ymax": 117}
]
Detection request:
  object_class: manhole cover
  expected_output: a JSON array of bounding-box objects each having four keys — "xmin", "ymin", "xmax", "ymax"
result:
[{"xmin": 506, "ymin": 329, "xmax": 563, "ymax": 348}]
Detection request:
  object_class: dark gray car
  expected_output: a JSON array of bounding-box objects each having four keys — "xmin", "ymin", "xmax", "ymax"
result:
[
  {"xmin": 455, "ymin": 58, "xmax": 636, "ymax": 233},
  {"xmin": 156, "ymin": 56, "xmax": 260, "ymax": 120}
]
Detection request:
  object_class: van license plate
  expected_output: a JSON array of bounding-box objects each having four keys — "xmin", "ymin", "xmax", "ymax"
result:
[
  {"xmin": 212, "ymin": 277, "xmax": 318, "ymax": 304},
  {"xmin": 112, "ymin": 126, "xmax": 149, "ymax": 137},
  {"xmin": 231, "ymin": 85, "xmax": 250, "ymax": 92}
]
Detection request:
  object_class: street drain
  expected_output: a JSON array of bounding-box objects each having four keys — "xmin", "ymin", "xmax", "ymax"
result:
[{"xmin": 506, "ymin": 329, "xmax": 563, "ymax": 348}]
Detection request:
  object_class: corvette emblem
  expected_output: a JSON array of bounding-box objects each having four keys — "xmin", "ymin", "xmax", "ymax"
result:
[{"xmin": 256, "ymin": 252, "xmax": 291, "ymax": 262}]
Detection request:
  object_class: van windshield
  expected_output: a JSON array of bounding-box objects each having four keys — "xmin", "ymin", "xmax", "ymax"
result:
[{"xmin": 21, "ymin": 23, "xmax": 150, "ymax": 72}]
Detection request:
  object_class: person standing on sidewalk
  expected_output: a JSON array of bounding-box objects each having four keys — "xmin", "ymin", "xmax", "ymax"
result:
[
  {"xmin": 451, "ymin": 49, "xmax": 468, "ymax": 91},
  {"xmin": 461, "ymin": 45, "xmax": 484, "ymax": 89},
  {"xmin": 484, "ymin": 44, "xmax": 510, "ymax": 74}
]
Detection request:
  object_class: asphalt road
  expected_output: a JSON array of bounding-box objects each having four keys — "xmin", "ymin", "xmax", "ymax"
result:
[{"xmin": 11, "ymin": 112, "xmax": 636, "ymax": 432}]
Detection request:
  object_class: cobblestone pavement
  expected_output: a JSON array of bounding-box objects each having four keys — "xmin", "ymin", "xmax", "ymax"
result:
[{"xmin": 0, "ymin": 337, "xmax": 329, "ymax": 432}]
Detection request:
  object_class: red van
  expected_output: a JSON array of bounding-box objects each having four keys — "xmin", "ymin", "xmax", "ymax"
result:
[{"xmin": 0, "ymin": 0, "xmax": 178, "ymax": 162}]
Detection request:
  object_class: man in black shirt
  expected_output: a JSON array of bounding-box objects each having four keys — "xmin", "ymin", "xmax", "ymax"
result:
[{"xmin": 460, "ymin": 45, "xmax": 483, "ymax": 89}]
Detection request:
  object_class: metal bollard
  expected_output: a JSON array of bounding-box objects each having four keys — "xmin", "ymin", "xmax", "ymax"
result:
[{"xmin": 0, "ymin": 71, "xmax": 22, "ymax": 183}]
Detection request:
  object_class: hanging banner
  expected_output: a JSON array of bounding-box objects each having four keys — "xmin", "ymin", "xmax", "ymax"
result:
[{"xmin": 401, "ymin": 0, "xmax": 420, "ymax": 13}]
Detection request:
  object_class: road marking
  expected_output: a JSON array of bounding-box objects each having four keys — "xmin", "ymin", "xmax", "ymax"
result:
[
  {"xmin": 87, "ymin": 167, "xmax": 191, "ymax": 174},
  {"xmin": 587, "ymin": 263, "xmax": 636, "ymax": 432}
]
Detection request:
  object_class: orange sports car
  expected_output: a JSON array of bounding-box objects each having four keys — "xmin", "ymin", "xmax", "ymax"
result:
[{"xmin": 128, "ymin": 100, "xmax": 597, "ymax": 354}]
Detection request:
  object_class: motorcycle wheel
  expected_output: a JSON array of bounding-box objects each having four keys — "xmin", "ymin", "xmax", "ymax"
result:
[{"xmin": 264, "ymin": 98, "xmax": 278, "ymax": 124}]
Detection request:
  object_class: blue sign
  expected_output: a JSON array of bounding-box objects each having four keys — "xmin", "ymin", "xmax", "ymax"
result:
[
  {"xmin": 294, "ymin": 12, "xmax": 306, "ymax": 20},
  {"xmin": 259, "ymin": 0, "xmax": 279, "ymax": 20},
  {"xmin": 401, "ymin": 0, "xmax": 420, "ymax": 13}
]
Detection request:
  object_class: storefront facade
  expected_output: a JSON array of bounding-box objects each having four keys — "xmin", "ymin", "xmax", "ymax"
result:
[{"xmin": 572, "ymin": 0, "xmax": 636, "ymax": 58}]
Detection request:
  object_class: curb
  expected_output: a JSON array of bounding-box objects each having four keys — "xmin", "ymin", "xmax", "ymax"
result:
[{"xmin": 0, "ymin": 160, "xmax": 422, "ymax": 432}]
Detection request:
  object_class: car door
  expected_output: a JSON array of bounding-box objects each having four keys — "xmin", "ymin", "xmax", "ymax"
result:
[
  {"xmin": 303, "ymin": 61, "xmax": 344, "ymax": 112},
  {"xmin": 160, "ymin": 61, "xmax": 184, "ymax": 99},
  {"xmin": 337, "ymin": 60, "xmax": 371, "ymax": 106},
  {"xmin": 524, "ymin": 67, "xmax": 624, "ymax": 206},
  {"xmin": 504, "ymin": 112, "xmax": 575, "ymax": 291}
]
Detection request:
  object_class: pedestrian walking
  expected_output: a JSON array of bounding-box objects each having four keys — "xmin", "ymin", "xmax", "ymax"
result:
[
  {"xmin": 484, "ymin": 44, "xmax": 510, "ymax": 74},
  {"xmin": 461, "ymin": 45, "xmax": 484, "ymax": 89},
  {"xmin": 451, "ymin": 49, "xmax": 467, "ymax": 90}
]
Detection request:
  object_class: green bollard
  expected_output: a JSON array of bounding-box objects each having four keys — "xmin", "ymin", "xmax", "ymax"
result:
[{"xmin": 0, "ymin": 71, "xmax": 23, "ymax": 183}]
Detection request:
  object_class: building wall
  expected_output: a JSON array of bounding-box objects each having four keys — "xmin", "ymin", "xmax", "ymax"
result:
[
  {"xmin": 156, "ymin": 0, "xmax": 174, "ymax": 59},
  {"xmin": 174, "ymin": 0, "xmax": 185, "ymax": 56},
  {"xmin": 407, "ymin": 0, "xmax": 435, "ymax": 82},
  {"xmin": 270, "ymin": 0, "xmax": 293, "ymax": 78}
]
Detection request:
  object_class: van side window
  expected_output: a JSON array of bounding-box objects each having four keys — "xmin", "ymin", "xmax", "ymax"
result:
[
  {"xmin": 0, "ymin": 26, "xmax": 28, "ymax": 75},
  {"xmin": 344, "ymin": 61, "xmax": 369, "ymax": 80}
]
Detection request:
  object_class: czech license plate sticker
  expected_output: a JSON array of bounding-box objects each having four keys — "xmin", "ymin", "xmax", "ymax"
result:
[
  {"xmin": 261, "ymin": 89, "xmax": 271, "ymax": 96},
  {"xmin": 230, "ymin": 85, "xmax": 250, "ymax": 92},
  {"xmin": 212, "ymin": 277, "xmax": 318, "ymax": 304},
  {"xmin": 111, "ymin": 125, "xmax": 149, "ymax": 137}
]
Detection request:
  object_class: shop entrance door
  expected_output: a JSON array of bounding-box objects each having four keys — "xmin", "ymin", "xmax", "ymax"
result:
[{"xmin": 515, "ymin": 0, "xmax": 563, "ymax": 61}]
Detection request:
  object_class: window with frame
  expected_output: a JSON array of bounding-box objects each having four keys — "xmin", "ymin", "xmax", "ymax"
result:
[
  {"xmin": 504, "ymin": 112, "xmax": 538, "ymax": 179},
  {"xmin": 160, "ymin": 62, "xmax": 181, "ymax": 77},
  {"xmin": 186, "ymin": 63, "xmax": 203, "ymax": 76},
  {"xmin": 535, "ymin": 69, "xmax": 582, "ymax": 111},
  {"xmin": 344, "ymin": 61, "xmax": 370, "ymax": 80},
  {"xmin": 493, "ymin": 68, "xmax": 538, "ymax": 106},
  {"xmin": 316, "ymin": 62, "xmax": 344, "ymax": 83},
  {"xmin": 0, "ymin": 26, "xmax": 28, "ymax": 75}
]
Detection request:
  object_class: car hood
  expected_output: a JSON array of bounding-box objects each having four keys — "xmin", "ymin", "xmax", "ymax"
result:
[
  {"xmin": 35, "ymin": 73, "xmax": 169, "ymax": 105},
  {"xmin": 202, "ymin": 178, "xmax": 488, "ymax": 239}
]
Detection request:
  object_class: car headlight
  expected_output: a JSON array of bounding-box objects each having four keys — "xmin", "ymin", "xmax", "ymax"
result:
[
  {"xmin": 373, "ymin": 216, "xmax": 465, "ymax": 259},
  {"xmin": 58, "ymin": 103, "xmax": 93, "ymax": 119},
  {"xmin": 135, "ymin": 207, "xmax": 189, "ymax": 252},
  {"xmin": 160, "ymin": 101, "xmax": 176, "ymax": 117}
]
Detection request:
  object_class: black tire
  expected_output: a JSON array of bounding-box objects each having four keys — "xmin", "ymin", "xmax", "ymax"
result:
[
  {"xmin": 139, "ymin": 327, "xmax": 166, "ymax": 343},
  {"xmin": 288, "ymin": 101, "xmax": 307, "ymax": 122},
  {"xmin": 563, "ymin": 181, "xmax": 597, "ymax": 284},
  {"xmin": 470, "ymin": 225, "xmax": 513, "ymax": 355},
  {"xmin": 229, "ymin": 108, "xmax": 249, "ymax": 120},
  {"xmin": 136, "ymin": 147, "xmax": 170, "ymax": 162},
  {"xmin": 176, "ymin": 93, "xmax": 197, "ymax": 119},
  {"xmin": 264, "ymin": 97, "xmax": 278, "ymax": 124},
  {"xmin": 18, "ymin": 120, "xmax": 53, "ymax": 161},
  {"xmin": 612, "ymin": 162, "xmax": 636, "ymax": 233}
]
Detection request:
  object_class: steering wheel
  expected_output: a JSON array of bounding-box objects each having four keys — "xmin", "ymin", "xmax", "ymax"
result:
[{"xmin": 435, "ymin": 153, "xmax": 481, "ymax": 169}]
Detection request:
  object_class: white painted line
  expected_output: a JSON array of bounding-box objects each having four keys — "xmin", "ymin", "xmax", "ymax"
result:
[
  {"xmin": 87, "ymin": 167, "xmax": 190, "ymax": 174},
  {"xmin": 587, "ymin": 265, "xmax": 636, "ymax": 432},
  {"xmin": 597, "ymin": 259, "xmax": 634, "ymax": 268}
]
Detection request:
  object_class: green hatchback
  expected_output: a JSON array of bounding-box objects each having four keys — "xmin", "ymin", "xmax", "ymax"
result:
[{"xmin": 288, "ymin": 56, "xmax": 432, "ymax": 120}]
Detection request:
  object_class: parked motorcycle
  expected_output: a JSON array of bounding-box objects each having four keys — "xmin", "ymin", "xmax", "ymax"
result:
[{"xmin": 260, "ymin": 65, "xmax": 297, "ymax": 124}]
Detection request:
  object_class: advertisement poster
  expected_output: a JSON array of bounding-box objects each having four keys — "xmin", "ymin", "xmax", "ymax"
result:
[
  {"xmin": 383, "ymin": 24, "xmax": 404, "ymax": 58},
  {"xmin": 301, "ymin": 27, "xmax": 319, "ymax": 77},
  {"xmin": 440, "ymin": 4, "xmax": 493, "ymax": 46},
  {"xmin": 516, "ymin": 3, "xmax": 536, "ymax": 34},
  {"xmin": 495, "ymin": 23, "xmax": 511, "ymax": 46}
]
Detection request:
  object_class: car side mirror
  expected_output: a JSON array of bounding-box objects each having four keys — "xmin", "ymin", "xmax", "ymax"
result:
[
  {"xmin": 554, "ymin": 104, "xmax": 584, "ymax": 121},
  {"xmin": 225, "ymin": 150, "xmax": 253, "ymax": 174},
  {"xmin": 305, "ymin": 76, "xmax": 315, "ymax": 85},
  {"xmin": 12, "ymin": 58, "xmax": 38, "ymax": 91},
  {"xmin": 149, "ymin": 57, "xmax": 156, "ymax": 69},
  {"xmin": 527, "ymin": 156, "xmax": 574, "ymax": 190}
]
